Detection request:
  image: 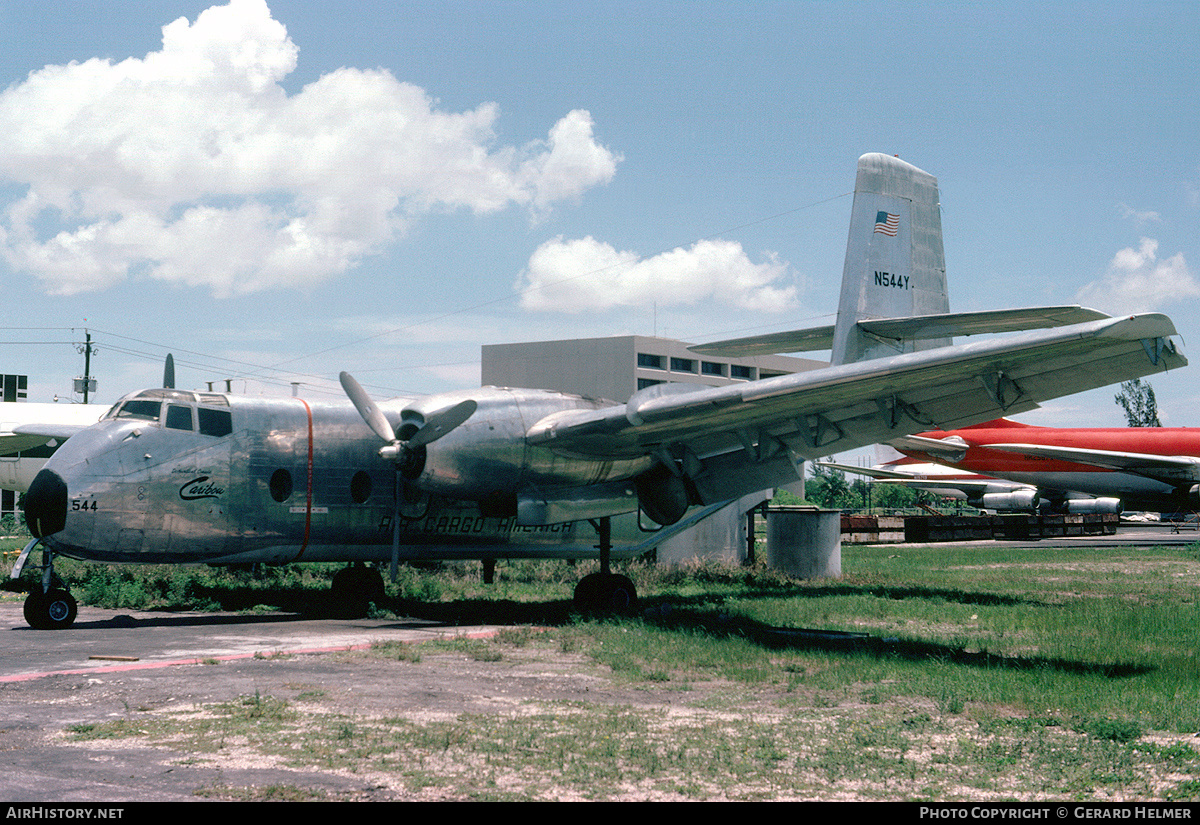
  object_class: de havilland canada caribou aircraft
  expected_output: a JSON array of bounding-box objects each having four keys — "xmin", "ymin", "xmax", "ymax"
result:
[{"xmin": 10, "ymin": 153, "xmax": 1187, "ymax": 628}]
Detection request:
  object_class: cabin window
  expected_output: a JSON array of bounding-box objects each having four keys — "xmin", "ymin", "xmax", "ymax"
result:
[
  {"xmin": 269, "ymin": 469, "xmax": 293, "ymax": 503},
  {"xmin": 350, "ymin": 471, "xmax": 372, "ymax": 504},
  {"xmin": 197, "ymin": 408, "xmax": 233, "ymax": 437},
  {"xmin": 165, "ymin": 405, "xmax": 193, "ymax": 431}
]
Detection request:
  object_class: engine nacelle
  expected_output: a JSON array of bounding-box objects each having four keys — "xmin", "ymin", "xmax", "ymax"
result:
[
  {"xmin": 1063, "ymin": 497, "xmax": 1122, "ymax": 515},
  {"xmin": 401, "ymin": 387, "xmax": 650, "ymax": 511},
  {"xmin": 634, "ymin": 464, "xmax": 692, "ymax": 526},
  {"xmin": 976, "ymin": 489, "xmax": 1038, "ymax": 512}
]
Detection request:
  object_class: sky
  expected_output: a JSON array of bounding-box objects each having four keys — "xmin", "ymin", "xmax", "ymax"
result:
[{"xmin": 0, "ymin": 0, "xmax": 1197, "ymax": 469}]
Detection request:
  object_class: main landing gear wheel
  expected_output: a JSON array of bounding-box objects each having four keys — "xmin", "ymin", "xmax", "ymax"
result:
[
  {"xmin": 24, "ymin": 588, "xmax": 77, "ymax": 630},
  {"xmin": 573, "ymin": 573, "xmax": 637, "ymax": 614},
  {"xmin": 573, "ymin": 516, "xmax": 638, "ymax": 614},
  {"xmin": 330, "ymin": 564, "xmax": 386, "ymax": 618}
]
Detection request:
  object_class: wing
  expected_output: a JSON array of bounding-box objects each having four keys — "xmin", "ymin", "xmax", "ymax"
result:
[
  {"xmin": 816, "ymin": 461, "xmax": 1031, "ymax": 500},
  {"xmin": 816, "ymin": 461, "xmax": 926, "ymax": 481},
  {"xmin": 528, "ymin": 313, "xmax": 1185, "ymax": 504},
  {"xmin": 0, "ymin": 404, "xmax": 105, "ymax": 456},
  {"xmin": 987, "ymin": 442, "xmax": 1200, "ymax": 480},
  {"xmin": 0, "ymin": 432, "xmax": 57, "ymax": 457}
]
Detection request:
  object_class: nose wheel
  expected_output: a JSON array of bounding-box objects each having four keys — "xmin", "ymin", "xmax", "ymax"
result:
[
  {"xmin": 11, "ymin": 538, "xmax": 78, "ymax": 630},
  {"xmin": 24, "ymin": 588, "xmax": 78, "ymax": 630}
]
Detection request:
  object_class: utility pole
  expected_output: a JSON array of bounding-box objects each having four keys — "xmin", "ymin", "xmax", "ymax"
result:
[
  {"xmin": 82, "ymin": 332, "xmax": 92, "ymax": 404},
  {"xmin": 74, "ymin": 331, "xmax": 96, "ymax": 403}
]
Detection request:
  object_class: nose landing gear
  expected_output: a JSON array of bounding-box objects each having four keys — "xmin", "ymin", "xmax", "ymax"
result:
[{"xmin": 10, "ymin": 538, "xmax": 78, "ymax": 630}]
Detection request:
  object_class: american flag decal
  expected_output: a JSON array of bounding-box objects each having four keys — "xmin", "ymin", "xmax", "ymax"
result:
[{"xmin": 874, "ymin": 211, "xmax": 899, "ymax": 236}]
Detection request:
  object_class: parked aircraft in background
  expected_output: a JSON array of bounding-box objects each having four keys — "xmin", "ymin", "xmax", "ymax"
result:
[
  {"xmin": 0, "ymin": 404, "xmax": 106, "ymax": 493},
  {"xmin": 819, "ymin": 444, "xmax": 1122, "ymax": 514},
  {"xmin": 889, "ymin": 418, "xmax": 1200, "ymax": 515},
  {"xmin": 10, "ymin": 153, "xmax": 1186, "ymax": 628},
  {"xmin": 0, "ymin": 355, "xmax": 178, "ymax": 494}
]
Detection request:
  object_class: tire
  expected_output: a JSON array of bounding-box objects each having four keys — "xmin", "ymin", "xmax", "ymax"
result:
[
  {"xmin": 573, "ymin": 573, "xmax": 638, "ymax": 614},
  {"xmin": 330, "ymin": 565, "xmax": 386, "ymax": 618},
  {"xmin": 24, "ymin": 589, "xmax": 77, "ymax": 630}
]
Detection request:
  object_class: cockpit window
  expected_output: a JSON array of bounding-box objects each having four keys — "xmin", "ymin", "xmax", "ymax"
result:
[
  {"xmin": 165, "ymin": 404, "xmax": 194, "ymax": 431},
  {"xmin": 132, "ymin": 388, "xmax": 198, "ymax": 403},
  {"xmin": 102, "ymin": 389, "xmax": 232, "ymax": 436},
  {"xmin": 197, "ymin": 407, "xmax": 233, "ymax": 437},
  {"xmin": 114, "ymin": 400, "xmax": 162, "ymax": 422}
]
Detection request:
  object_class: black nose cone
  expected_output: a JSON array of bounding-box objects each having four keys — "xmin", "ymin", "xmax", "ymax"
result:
[{"xmin": 25, "ymin": 469, "xmax": 67, "ymax": 538}]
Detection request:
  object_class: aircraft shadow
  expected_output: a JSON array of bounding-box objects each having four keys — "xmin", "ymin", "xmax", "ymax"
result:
[
  {"xmin": 386, "ymin": 586, "xmax": 1150, "ymax": 680},
  {"xmin": 634, "ymin": 605, "xmax": 1152, "ymax": 679},
  {"xmin": 58, "ymin": 579, "xmax": 1149, "ymax": 679}
]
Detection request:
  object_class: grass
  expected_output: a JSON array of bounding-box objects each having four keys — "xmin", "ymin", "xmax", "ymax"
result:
[{"xmin": 11, "ymin": 534, "xmax": 1200, "ymax": 799}]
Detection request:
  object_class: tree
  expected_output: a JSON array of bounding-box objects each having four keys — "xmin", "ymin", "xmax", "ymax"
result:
[
  {"xmin": 1114, "ymin": 378, "xmax": 1161, "ymax": 427},
  {"xmin": 804, "ymin": 461, "xmax": 860, "ymax": 509}
]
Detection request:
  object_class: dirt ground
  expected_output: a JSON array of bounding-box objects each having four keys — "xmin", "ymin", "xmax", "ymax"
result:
[{"xmin": 0, "ymin": 618, "xmax": 720, "ymax": 801}]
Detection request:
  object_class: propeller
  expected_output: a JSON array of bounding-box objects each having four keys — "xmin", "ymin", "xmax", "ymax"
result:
[
  {"xmin": 339, "ymin": 371, "xmax": 476, "ymax": 461},
  {"xmin": 339, "ymin": 371, "xmax": 478, "ymax": 583}
]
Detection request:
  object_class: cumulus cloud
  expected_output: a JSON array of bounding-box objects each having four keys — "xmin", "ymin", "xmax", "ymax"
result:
[
  {"xmin": 516, "ymin": 236, "xmax": 798, "ymax": 313},
  {"xmin": 1075, "ymin": 238, "xmax": 1197, "ymax": 313},
  {"xmin": 0, "ymin": 0, "xmax": 620, "ymax": 296}
]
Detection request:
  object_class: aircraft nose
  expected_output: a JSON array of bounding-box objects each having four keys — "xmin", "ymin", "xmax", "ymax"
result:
[{"xmin": 25, "ymin": 469, "xmax": 68, "ymax": 538}]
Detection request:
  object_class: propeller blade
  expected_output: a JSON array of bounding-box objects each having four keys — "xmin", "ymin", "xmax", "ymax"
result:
[
  {"xmin": 163, "ymin": 354, "xmax": 175, "ymax": 389},
  {"xmin": 339, "ymin": 371, "xmax": 396, "ymax": 444},
  {"xmin": 407, "ymin": 399, "xmax": 477, "ymax": 447}
]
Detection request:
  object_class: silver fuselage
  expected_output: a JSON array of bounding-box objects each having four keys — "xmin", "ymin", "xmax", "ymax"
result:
[{"xmin": 31, "ymin": 387, "xmax": 660, "ymax": 566}]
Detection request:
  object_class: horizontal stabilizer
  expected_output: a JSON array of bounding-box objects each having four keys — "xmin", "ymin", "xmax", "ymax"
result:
[
  {"xmin": 690, "ymin": 306, "xmax": 1109, "ymax": 357},
  {"xmin": 689, "ymin": 325, "xmax": 835, "ymax": 357},
  {"xmin": 858, "ymin": 306, "xmax": 1110, "ymax": 342}
]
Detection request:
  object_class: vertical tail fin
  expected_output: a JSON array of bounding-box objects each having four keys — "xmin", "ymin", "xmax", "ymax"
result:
[
  {"xmin": 691, "ymin": 153, "xmax": 1108, "ymax": 364},
  {"xmin": 830, "ymin": 154, "xmax": 948, "ymax": 365}
]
